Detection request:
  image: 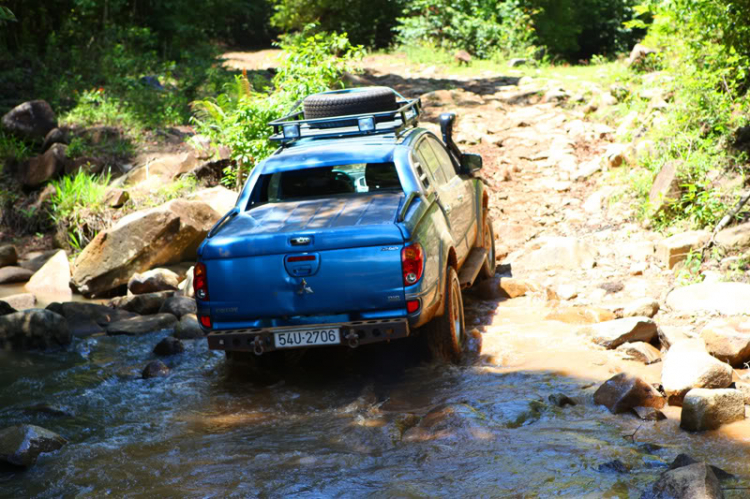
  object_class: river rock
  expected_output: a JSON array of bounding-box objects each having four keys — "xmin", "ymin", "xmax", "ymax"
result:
[
  {"xmin": 72, "ymin": 199, "xmax": 221, "ymax": 296},
  {"xmin": 154, "ymin": 336, "xmax": 184, "ymax": 356},
  {"xmin": 680, "ymin": 388, "xmax": 745, "ymax": 432},
  {"xmin": 516, "ymin": 237, "xmax": 597, "ymax": 270},
  {"xmin": 669, "ymin": 454, "xmax": 735, "ymax": 481},
  {"xmin": 666, "ymin": 282, "xmax": 750, "ymax": 316},
  {"xmin": 128, "ymin": 268, "xmax": 180, "ymax": 295},
  {"xmin": 173, "ymin": 314, "xmax": 204, "ymax": 339},
  {"xmin": 20, "ymin": 143, "xmax": 69, "ymax": 189},
  {"xmin": 142, "ymin": 360, "xmax": 170, "ymax": 379},
  {"xmin": 585, "ymin": 317, "xmax": 657, "ymax": 349},
  {"xmin": 622, "ymin": 298, "xmax": 660, "ymax": 318},
  {"xmin": 0, "ymin": 424, "xmax": 67, "ymax": 468},
  {"xmin": 0, "ymin": 301, "xmax": 16, "ymax": 316},
  {"xmin": 661, "ymin": 340, "xmax": 733, "ymax": 405},
  {"xmin": 645, "ymin": 463, "xmax": 723, "ymax": 499},
  {"xmin": 701, "ymin": 318, "xmax": 750, "ymax": 367},
  {"xmin": 0, "ymin": 244, "xmax": 18, "ymax": 267},
  {"xmin": 2, "ymin": 293, "xmax": 36, "ymax": 310},
  {"xmin": 617, "ymin": 341, "xmax": 662, "ymax": 364},
  {"xmin": 58, "ymin": 302, "xmax": 137, "ymax": 337},
  {"xmin": 0, "ymin": 309, "xmax": 71, "ymax": 350},
  {"xmin": 1, "ymin": 100, "xmax": 57, "ymax": 140},
  {"xmin": 106, "ymin": 313, "xmax": 177, "ymax": 336},
  {"xmin": 659, "ymin": 325, "xmax": 692, "ymax": 350},
  {"xmin": 715, "ymin": 222, "xmax": 750, "ymax": 248},
  {"xmin": 498, "ymin": 277, "xmax": 545, "ymax": 298},
  {"xmin": 186, "ymin": 186, "xmax": 238, "ymax": 217},
  {"xmin": 0, "ymin": 266, "xmax": 33, "ymax": 284},
  {"xmin": 594, "ymin": 373, "xmax": 665, "ymax": 414},
  {"xmin": 109, "ymin": 291, "xmax": 174, "ymax": 315},
  {"xmin": 158, "ymin": 295, "xmax": 196, "ymax": 319},
  {"xmin": 657, "ymin": 230, "xmax": 710, "ymax": 270},
  {"xmin": 25, "ymin": 250, "xmax": 71, "ymax": 299},
  {"xmin": 545, "ymin": 306, "xmax": 615, "ymax": 325},
  {"xmin": 548, "ymin": 393, "xmax": 576, "ymax": 408}
]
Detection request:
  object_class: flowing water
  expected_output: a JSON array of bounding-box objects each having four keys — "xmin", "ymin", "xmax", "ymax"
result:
[{"xmin": 2, "ymin": 296, "xmax": 750, "ymax": 498}]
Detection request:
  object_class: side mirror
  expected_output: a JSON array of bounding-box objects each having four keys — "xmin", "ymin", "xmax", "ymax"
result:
[
  {"xmin": 439, "ymin": 113, "xmax": 462, "ymax": 161},
  {"xmin": 460, "ymin": 153, "xmax": 483, "ymax": 172}
]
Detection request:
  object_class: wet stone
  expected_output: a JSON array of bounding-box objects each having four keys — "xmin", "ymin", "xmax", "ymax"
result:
[
  {"xmin": 0, "ymin": 301, "xmax": 17, "ymax": 316},
  {"xmin": 645, "ymin": 463, "xmax": 723, "ymax": 499},
  {"xmin": 0, "ymin": 424, "xmax": 67, "ymax": 468},
  {"xmin": 172, "ymin": 314, "xmax": 204, "ymax": 339},
  {"xmin": 597, "ymin": 459, "xmax": 630, "ymax": 474},
  {"xmin": 106, "ymin": 313, "xmax": 177, "ymax": 336},
  {"xmin": 0, "ymin": 266, "xmax": 33, "ymax": 284},
  {"xmin": 109, "ymin": 291, "xmax": 175, "ymax": 315},
  {"xmin": 153, "ymin": 336, "xmax": 184, "ymax": 356},
  {"xmin": 142, "ymin": 360, "xmax": 170, "ymax": 379},
  {"xmin": 631, "ymin": 406, "xmax": 667, "ymax": 421},
  {"xmin": 548, "ymin": 393, "xmax": 576, "ymax": 407},
  {"xmin": 594, "ymin": 372, "xmax": 665, "ymax": 414},
  {"xmin": 0, "ymin": 244, "xmax": 18, "ymax": 268},
  {"xmin": 0, "ymin": 309, "xmax": 71, "ymax": 351},
  {"xmin": 158, "ymin": 295, "xmax": 197, "ymax": 319},
  {"xmin": 661, "ymin": 340, "xmax": 733, "ymax": 406},
  {"xmin": 617, "ymin": 341, "xmax": 662, "ymax": 364}
]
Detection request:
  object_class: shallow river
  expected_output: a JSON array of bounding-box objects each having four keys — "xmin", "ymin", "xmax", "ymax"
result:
[{"xmin": 2, "ymin": 296, "xmax": 750, "ymax": 498}]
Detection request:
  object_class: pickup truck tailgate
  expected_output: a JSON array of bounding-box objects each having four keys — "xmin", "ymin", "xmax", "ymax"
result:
[{"xmin": 201, "ymin": 193, "xmax": 406, "ymax": 323}]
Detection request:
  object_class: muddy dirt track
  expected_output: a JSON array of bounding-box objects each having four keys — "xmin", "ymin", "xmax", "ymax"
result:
[{"xmin": 2, "ymin": 52, "xmax": 750, "ymax": 498}]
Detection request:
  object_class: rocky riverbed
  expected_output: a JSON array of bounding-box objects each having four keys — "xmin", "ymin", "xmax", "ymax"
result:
[{"xmin": 3, "ymin": 51, "xmax": 750, "ymax": 497}]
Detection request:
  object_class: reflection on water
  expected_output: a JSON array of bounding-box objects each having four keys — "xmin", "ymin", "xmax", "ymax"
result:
[{"xmin": 1, "ymin": 298, "xmax": 749, "ymax": 498}]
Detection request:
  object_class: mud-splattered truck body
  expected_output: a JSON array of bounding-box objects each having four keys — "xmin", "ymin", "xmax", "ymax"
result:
[{"xmin": 194, "ymin": 87, "xmax": 495, "ymax": 363}]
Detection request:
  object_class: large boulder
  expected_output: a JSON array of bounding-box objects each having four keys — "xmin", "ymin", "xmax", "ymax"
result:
[
  {"xmin": 0, "ymin": 244, "xmax": 18, "ymax": 267},
  {"xmin": 593, "ymin": 373, "xmax": 665, "ymax": 414},
  {"xmin": 128, "ymin": 268, "xmax": 180, "ymax": 295},
  {"xmin": 177, "ymin": 266, "xmax": 195, "ymax": 298},
  {"xmin": 680, "ymin": 388, "xmax": 745, "ymax": 432},
  {"xmin": 0, "ymin": 309, "xmax": 71, "ymax": 350},
  {"xmin": 701, "ymin": 318, "xmax": 750, "ymax": 367},
  {"xmin": 106, "ymin": 313, "xmax": 177, "ymax": 336},
  {"xmin": 1, "ymin": 100, "xmax": 57, "ymax": 141},
  {"xmin": 661, "ymin": 340, "xmax": 733, "ymax": 405},
  {"xmin": 645, "ymin": 463, "xmax": 723, "ymax": 499},
  {"xmin": 666, "ymin": 282, "xmax": 750, "ymax": 316},
  {"xmin": 584, "ymin": 317, "xmax": 657, "ymax": 349},
  {"xmin": 0, "ymin": 424, "xmax": 67, "ymax": 468},
  {"xmin": 186, "ymin": 186, "xmax": 238, "ymax": 217},
  {"xmin": 20, "ymin": 143, "xmax": 69, "ymax": 189},
  {"xmin": 72, "ymin": 199, "xmax": 221, "ymax": 296},
  {"xmin": 25, "ymin": 250, "xmax": 71, "ymax": 300}
]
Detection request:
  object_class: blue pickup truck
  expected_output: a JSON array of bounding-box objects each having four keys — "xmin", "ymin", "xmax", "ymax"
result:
[{"xmin": 194, "ymin": 87, "xmax": 495, "ymax": 365}]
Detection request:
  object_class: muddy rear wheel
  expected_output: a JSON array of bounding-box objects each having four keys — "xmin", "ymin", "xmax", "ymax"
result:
[
  {"xmin": 478, "ymin": 216, "xmax": 496, "ymax": 280},
  {"xmin": 424, "ymin": 266, "xmax": 465, "ymax": 364}
]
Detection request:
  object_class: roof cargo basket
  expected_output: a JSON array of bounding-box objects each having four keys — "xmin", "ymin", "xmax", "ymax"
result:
[{"xmin": 269, "ymin": 88, "xmax": 421, "ymax": 145}]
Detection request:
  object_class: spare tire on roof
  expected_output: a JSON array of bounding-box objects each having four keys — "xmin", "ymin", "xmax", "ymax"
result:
[{"xmin": 303, "ymin": 87, "xmax": 399, "ymax": 120}]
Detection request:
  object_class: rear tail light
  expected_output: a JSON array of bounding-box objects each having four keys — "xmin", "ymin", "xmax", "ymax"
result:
[
  {"xmin": 401, "ymin": 243, "xmax": 424, "ymax": 286},
  {"xmin": 194, "ymin": 262, "xmax": 209, "ymax": 301},
  {"xmin": 199, "ymin": 315, "xmax": 212, "ymax": 328}
]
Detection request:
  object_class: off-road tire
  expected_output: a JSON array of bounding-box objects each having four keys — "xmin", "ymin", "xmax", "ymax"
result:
[
  {"xmin": 303, "ymin": 87, "xmax": 398, "ymax": 120},
  {"xmin": 478, "ymin": 216, "xmax": 496, "ymax": 280},
  {"xmin": 424, "ymin": 266, "xmax": 465, "ymax": 364}
]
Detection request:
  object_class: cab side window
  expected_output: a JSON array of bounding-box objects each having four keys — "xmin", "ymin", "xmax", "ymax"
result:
[
  {"xmin": 416, "ymin": 139, "xmax": 448, "ymax": 186},
  {"xmin": 426, "ymin": 136, "xmax": 459, "ymax": 179}
]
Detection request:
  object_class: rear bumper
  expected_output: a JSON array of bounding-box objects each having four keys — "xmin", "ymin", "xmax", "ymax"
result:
[{"xmin": 206, "ymin": 318, "xmax": 410, "ymax": 353}]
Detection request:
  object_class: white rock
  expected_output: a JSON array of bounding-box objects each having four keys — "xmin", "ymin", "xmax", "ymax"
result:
[
  {"xmin": 666, "ymin": 282, "xmax": 750, "ymax": 316},
  {"xmin": 661, "ymin": 339, "xmax": 734, "ymax": 405}
]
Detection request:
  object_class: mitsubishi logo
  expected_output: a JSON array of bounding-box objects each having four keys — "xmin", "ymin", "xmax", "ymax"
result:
[{"xmin": 297, "ymin": 279, "xmax": 314, "ymax": 295}]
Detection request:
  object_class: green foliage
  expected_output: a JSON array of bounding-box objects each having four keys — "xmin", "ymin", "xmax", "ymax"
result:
[
  {"xmin": 191, "ymin": 30, "xmax": 364, "ymax": 189},
  {"xmin": 271, "ymin": 0, "xmax": 404, "ymax": 48},
  {"xmin": 396, "ymin": 0, "xmax": 537, "ymax": 59},
  {"xmin": 0, "ymin": 5, "xmax": 15, "ymax": 24},
  {"xmin": 676, "ymin": 249, "xmax": 703, "ymax": 286},
  {"xmin": 0, "ymin": 131, "xmax": 32, "ymax": 164},
  {"xmin": 49, "ymin": 171, "xmax": 111, "ymax": 250}
]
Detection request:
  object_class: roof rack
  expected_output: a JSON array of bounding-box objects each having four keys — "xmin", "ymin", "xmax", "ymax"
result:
[{"xmin": 269, "ymin": 89, "xmax": 422, "ymax": 146}]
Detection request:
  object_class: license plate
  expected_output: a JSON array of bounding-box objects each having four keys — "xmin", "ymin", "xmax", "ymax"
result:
[{"xmin": 274, "ymin": 328, "xmax": 340, "ymax": 349}]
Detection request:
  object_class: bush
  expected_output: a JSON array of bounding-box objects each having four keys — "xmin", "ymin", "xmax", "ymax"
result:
[
  {"xmin": 49, "ymin": 171, "xmax": 112, "ymax": 250},
  {"xmin": 191, "ymin": 29, "xmax": 364, "ymax": 189}
]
